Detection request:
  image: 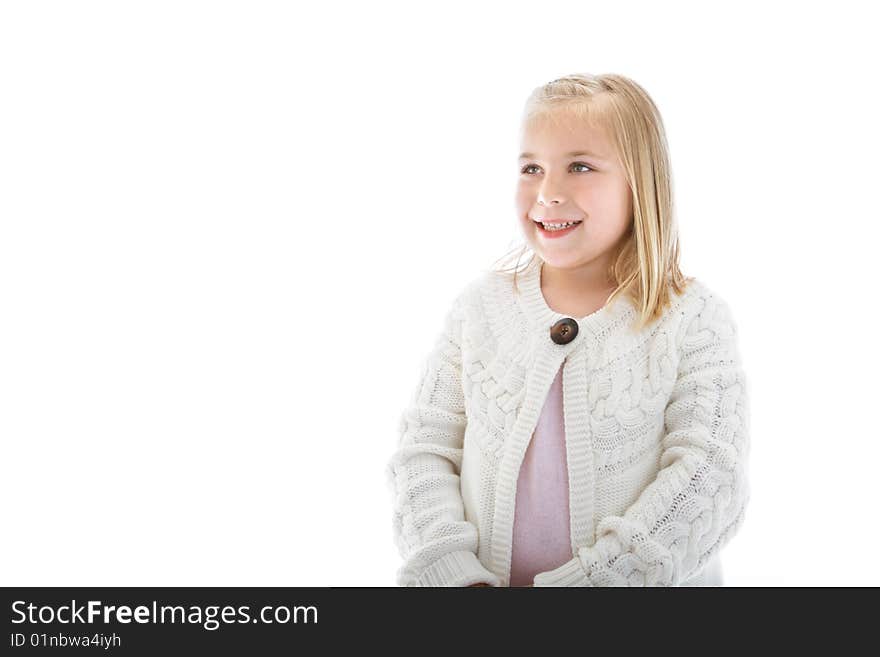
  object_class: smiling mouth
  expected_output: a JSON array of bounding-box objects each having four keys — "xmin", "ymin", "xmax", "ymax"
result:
[{"xmin": 533, "ymin": 219, "xmax": 583, "ymax": 233}]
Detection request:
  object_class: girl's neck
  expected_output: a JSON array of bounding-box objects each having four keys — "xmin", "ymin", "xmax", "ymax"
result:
[{"xmin": 539, "ymin": 261, "xmax": 617, "ymax": 318}]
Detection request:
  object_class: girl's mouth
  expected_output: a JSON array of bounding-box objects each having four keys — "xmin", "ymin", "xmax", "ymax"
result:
[{"xmin": 533, "ymin": 219, "xmax": 583, "ymax": 239}]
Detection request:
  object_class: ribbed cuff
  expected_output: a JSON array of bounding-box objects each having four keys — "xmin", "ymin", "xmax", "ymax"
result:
[
  {"xmin": 413, "ymin": 550, "xmax": 501, "ymax": 587},
  {"xmin": 532, "ymin": 555, "xmax": 593, "ymax": 587}
]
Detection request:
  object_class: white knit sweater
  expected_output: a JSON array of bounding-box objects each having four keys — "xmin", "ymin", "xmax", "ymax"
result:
[{"xmin": 385, "ymin": 259, "xmax": 750, "ymax": 587}]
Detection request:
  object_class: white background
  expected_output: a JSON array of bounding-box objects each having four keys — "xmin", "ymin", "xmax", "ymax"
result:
[{"xmin": 1, "ymin": 0, "xmax": 877, "ymax": 586}]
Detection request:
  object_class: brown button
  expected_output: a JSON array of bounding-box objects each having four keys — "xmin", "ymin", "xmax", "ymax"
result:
[{"xmin": 550, "ymin": 317, "xmax": 579, "ymax": 345}]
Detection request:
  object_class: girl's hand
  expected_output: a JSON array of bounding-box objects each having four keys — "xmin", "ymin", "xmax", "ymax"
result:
[{"xmin": 469, "ymin": 582, "xmax": 533, "ymax": 586}]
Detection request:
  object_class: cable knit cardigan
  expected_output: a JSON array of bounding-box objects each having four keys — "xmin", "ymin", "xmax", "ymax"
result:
[{"xmin": 385, "ymin": 259, "xmax": 750, "ymax": 587}]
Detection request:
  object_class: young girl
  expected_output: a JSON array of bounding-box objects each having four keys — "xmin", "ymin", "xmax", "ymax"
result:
[{"xmin": 385, "ymin": 73, "xmax": 750, "ymax": 587}]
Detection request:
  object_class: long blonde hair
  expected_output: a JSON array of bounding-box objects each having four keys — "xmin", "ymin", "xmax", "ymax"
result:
[{"xmin": 493, "ymin": 72, "xmax": 693, "ymax": 332}]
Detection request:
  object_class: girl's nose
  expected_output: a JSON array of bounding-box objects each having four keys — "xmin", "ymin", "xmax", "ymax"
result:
[{"xmin": 537, "ymin": 182, "xmax": 566, "ymax": 206}]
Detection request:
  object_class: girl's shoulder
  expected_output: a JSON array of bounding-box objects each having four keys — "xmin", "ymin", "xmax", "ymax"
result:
[
  {"xmin": 451, "ymin": 268, "xmax": 512, "ymax": 306},
  {"xmin": 669, "ymin": 275, "xmax": 742, "ymax": 339}
]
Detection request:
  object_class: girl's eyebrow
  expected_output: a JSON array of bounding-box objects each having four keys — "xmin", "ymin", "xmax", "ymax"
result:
[{"xmin": 518, "ymin": 150, "xmax": 605, "ymax": 161}]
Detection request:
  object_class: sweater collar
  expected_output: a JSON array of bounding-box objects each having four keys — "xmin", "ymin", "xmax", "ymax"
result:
[{"xmin": 515, "ymin": 257, "xmax": 637, "ymax": 340}]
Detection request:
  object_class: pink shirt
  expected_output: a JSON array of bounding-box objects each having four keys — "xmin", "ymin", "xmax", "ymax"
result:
[{"xmin": 509, "ymin": 363, "xmax": 573, "ymax": 587}]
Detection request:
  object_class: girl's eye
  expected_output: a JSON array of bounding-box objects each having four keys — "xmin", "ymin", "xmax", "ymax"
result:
[{"xmin": 520, "ymin": 162, "xmax": 593, "ymax": 174}]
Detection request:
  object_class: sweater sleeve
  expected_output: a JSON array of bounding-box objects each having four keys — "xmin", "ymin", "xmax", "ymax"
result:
[
  {"xmin": 385, "ymin": 290, "xmax": 501, "ymax": 587},
  {"xmin": 533, "ymin": 293, "xmax": 751, "ymax": 586}
]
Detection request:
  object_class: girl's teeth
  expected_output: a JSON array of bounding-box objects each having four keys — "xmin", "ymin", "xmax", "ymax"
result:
[{"xmin": 542, "ymin": 221, "xmax": 580, "ymax": 231}]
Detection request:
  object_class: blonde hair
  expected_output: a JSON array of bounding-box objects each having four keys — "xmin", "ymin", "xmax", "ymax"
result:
[{"xmin": 493, "ymin": 72, "xmax": 694, "ymax": 332}]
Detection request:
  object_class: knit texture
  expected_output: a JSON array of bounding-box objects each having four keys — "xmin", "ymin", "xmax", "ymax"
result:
[{"xmin": 385, "ymin": 258, "xmax": 750, "ymax": 587}]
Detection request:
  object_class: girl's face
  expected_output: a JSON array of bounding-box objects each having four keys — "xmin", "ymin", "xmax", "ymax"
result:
[{"xmin": 515, "ymin": 110, "xmax": 633, "ymax": 276}]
